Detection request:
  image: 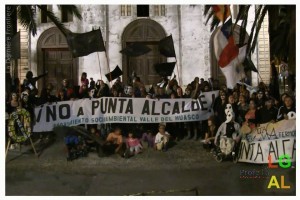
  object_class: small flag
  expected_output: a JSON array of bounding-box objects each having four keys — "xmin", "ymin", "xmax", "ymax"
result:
[
  {"xmin": 66, "ymin": 29, "xmax": 105, "ymax": 58},
  {"xmin": 105, "ymin": 65, "xmax": 123, "ymax": 82},
  {"xmin": 159, "ymin": 35, "xmax": 176, "ymax": 57},
  {"xmin": 155, "ymin": 62, "xmax": 176, "ymax": 77},
  {"xmin": 270, "ymin": 63, "xmax": 280, "ymax": 100},
  {"xmin": 120, "ymin": 43, "xmax": 151, "ymax": 57},
  {"xmin": 243, "ymin": 55, "xmax": 258, "ymax": 73}
]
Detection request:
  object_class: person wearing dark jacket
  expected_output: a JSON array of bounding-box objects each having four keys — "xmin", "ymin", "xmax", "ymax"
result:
[
  {"xmin": 257, "ymin": 98, "xmax": 278, "ymax": 124},
  {"xmin": 277, "ymin": 95, "xmax": 295, "ymax": 121},
  {"xmin": 23, "ymin": 70, "xmax": 48, "ymax": 95},
  {"xmin": 255, "ymin": 90, "xmax": 266, "ymax": 110},
  {"xmin": 40, "ymin": 83, "xmax": 58, "ymax": 104},
  {"xmin": 213, "ymin": 90, "xmax": 228, "ymax": 128}
]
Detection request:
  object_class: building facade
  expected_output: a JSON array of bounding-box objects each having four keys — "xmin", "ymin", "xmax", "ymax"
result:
[{"xmin": 14, "ymin": 5, "xmax": 270, "ymax": 92}]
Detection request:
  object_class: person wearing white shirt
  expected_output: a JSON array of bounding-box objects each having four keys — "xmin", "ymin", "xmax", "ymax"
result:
[{"xmin": 155, "ymin": 124, "xmax": 170, "ymax": 151}]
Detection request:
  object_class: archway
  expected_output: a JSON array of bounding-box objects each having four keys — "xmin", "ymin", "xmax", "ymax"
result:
[
  {"xmin": 37, "ymin": 27, "xmax": 78, "ymax": 93},
  {"xmin": 122, "ymin": 19, "xmax": 167, "ymax": 85}
]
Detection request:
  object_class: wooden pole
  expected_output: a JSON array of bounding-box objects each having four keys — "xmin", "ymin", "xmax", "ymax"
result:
[
  {"xmin": 105, "ymin": 52, "xmax": 112, "ymax": 87},
  {"xmin": 175, "ymin": 58, "xmax": 181, "ymax": 86},
  {"xmin": 5, "ymin": 138, "xmax": 11, "ymax": 159},
  {"xmin": 96, "ymin": 52, "xmax": 102, "ymax": 80},
  {"xmin": 29, "ymin": 137, "xmax": 38, "ymax": 157}
]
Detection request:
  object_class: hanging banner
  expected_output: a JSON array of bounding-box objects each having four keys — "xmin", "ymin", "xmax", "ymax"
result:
[
  {"xmin": 238, "ymin": 119, "xmax": 296, "ymax": 164},
  {"xmin": 33, "ymin": 91, "xmax": 219, "ymax": 132}
]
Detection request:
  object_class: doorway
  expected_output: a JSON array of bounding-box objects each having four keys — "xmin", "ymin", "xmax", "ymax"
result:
[
  {"xmin": 122, "ymin": 19, "xmax": 167, "ymax": 85},
  {"xmin": 37, "ymin": 27, "xmax": 78, "ymax": 93}
]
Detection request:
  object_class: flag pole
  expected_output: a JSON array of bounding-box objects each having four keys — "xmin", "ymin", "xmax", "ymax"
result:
[
  {"xmin": 175, "ymin": 57, "xmax": 181, "ymax": 86},
  {"xmin": 17, "ymin": 29, "xmax": 22, "ymax": 97},
  {"xmin": 96, "ymin": 52, "xmax": 102, "ymax": 80},
  {"xmin": 104, "ymin": 51, "xmax": 112, "ymax": 88}
]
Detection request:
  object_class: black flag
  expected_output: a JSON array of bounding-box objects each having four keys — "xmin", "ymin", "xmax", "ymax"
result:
[
  {"xmin": 11, "ymin": 31, "xmax": 20, "ymax": 59},
  {"xmin": 105, "ymin": 65, "xmax": 123, "ymax": 82},
  {"xmin": 155, "ymin": 62, "xmax": 176, "ymax": 77},
  {"xmin": 269, "ymin": 63, "xmax": 280, "ymax": 100},
  {"xmin": 66, "ymin": 29, "xmax": 105, "ymax": 58},
  {"xmin": 120, "ymin": 43, "xmax": 151, "ymax": 57},
  {"xmin": 159, "ymin": 35, "xmax": 176, "ymax": 57},
  {"xmin": 243, "ymin": 55, "xmax": 258, "ymax": 73}
]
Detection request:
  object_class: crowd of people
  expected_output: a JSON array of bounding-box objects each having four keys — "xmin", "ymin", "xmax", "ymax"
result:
[{"xmin": 6, "ymin": 70, "xmax": 296, "ymax": 158}]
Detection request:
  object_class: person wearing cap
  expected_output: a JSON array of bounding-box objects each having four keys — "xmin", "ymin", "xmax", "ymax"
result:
[
  {"xmin": 256, "ymin": 97, "xmax": 278, "ymax": 124},
  {"xmin": 154, "ymin": 124, "xmax": 170, "ymax": 152}
]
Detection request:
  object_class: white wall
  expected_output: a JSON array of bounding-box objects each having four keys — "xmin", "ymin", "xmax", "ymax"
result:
[
  {"xmin": 29, "ymin": 5, "xmax": 259, "ymax": 87},
  {"xmin": 180, "ymin": 5, "xmax": 211, "ymax": 85}
]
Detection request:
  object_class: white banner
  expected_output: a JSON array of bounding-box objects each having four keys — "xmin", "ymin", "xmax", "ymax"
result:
[
  {"xmin": 33, "ymin": 91, "xmax": 219, "ymax": 132},
  {"xmin": 238, "ymin": 119, "xmax": 296, "ymax": 163}
]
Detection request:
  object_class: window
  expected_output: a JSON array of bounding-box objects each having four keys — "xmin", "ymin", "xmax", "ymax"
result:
[
  {"xmin": 137, "ymin": 5, "xmax": 149, "ymax": 17},
  {"xmin": 41, "ymin": 5, "xmax": 52, "ymax": 23},
  {"xmin": 61, "ymin": 7, "xmax": 73, "ymax": 22},
  {"xmin": 121, "ymin": 5, "xmax": 131, "ymax": 16},
  {"xmin": 154, "ymin": 5, "xmax": 165, "ymax": 16}
]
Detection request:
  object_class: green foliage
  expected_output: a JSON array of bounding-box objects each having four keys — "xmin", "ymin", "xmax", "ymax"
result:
[{"xmin": 14, "ymin": 5, "xmax": 82, "ymax": 36}]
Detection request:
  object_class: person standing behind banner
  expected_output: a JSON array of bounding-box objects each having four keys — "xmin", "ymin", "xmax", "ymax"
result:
[
  {"xmin": 237, "ymin": 95, "xmax": 249, "ymax": 125},
  {"xmin": 96, "ymin": 80, "xmax": 110, "ymax": 97},
  {"xmin": 59, "ymin": 79, "xmax": 75, "ymax": 100},
  {"xmin": 243, "ymin": 99, "xmax": 258, "ymax": 129},
  {"xmin": 214, "ymin": 90, "xmax": 228, "ymax": 128},
  {"xmin": 155, "ymin": 124, "xmax": 170, "ymax": 152},
  {"xmin": 257, "ymin": 97, "xmax": 278, "ymax": 124},
  {"xmin": 23, "ymin": 70, "xmax": 48, "ymax": 96},
  {"xmin": 40, "ymin": 83, "xmax": 58, "ymax": 104},
  {"xmin": 81, "ymin": 72, "xmax": 89, "ymax": 86},
  {"xmin": 277, "ymin": 95, "xmax": 295, "ymax": 121},
  {"xmin": 80, "ymin": 72, "xmax": 89, "ymax": 90},
  {"xmin": 57, "ymin": 89, "xmax": 68, "ymax": 101},
  {"xmin": 255, "ymin": 90, "xmax": 266, "ymax": 110},
  {"xmin": 190, "ymin": 77, "xmax": 200, "ymax": 99},
  {"xmin": 228, "ymin": 94, "xmax": 238, "ymax": 117},
  {"xmin": 78, "ymin": 84, "xmax": 90, "ymax": 99}
]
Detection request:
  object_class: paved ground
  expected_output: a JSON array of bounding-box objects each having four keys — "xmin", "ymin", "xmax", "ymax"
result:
[{"xmin": 5, "ymin": 131, "xmax": 296, "ymax": 196}]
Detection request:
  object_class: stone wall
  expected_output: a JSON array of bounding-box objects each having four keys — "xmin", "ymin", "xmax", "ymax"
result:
[{"xmin": 29, "ymin": 5, "xmax": 262, "ymax": 87}]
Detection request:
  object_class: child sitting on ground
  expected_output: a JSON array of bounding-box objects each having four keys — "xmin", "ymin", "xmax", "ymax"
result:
[
  {"xmin": 155, "ymin": 123, "xmax": 170, "ymax": 152},
  {"xmin": 141, "ymin": 130, "xmax": 155, "ymax": 148},
  {"xmin": 126, "ymin": 132, "xmax": 143, "ymax": 156},
  {"xmin": 202, "ymin": 116, "xmax": 217, "ymax": 152},
  {"xmin": 85, "ymin": 125, "xmax": 101, "ymax": 151}
]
